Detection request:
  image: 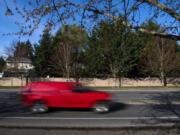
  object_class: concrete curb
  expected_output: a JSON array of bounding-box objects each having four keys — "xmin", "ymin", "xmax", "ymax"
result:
[
  {"xmin": 0, "ymin": 123, "xmax": 179, "ymax": 130},
  {"xmin": 104, "ymin": 89, "xmax": 180, "ymax": 92},
  {"xmin": 116, "ymin": 100, "xmax": 180, "ymax": 105}
]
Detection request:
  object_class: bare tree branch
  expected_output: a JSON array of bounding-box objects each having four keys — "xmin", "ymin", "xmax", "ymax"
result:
[
  {"xmin": 5, "ymin": 0, "xmax": 180, "ymax": 40},
  {"xmin": 68, "ymin": 1, "xmax": 180, "ymax": 40},
  {"xmin": 140, "ymin": 0, "xmax": 180, "ymax": 21},
  {"xmin": 135, "ymin": 27, "xmax": 180, "ymax": 40}
]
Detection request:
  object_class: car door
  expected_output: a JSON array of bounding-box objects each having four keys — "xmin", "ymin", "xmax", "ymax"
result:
[
  {"xmin": 62, "ymin": 89, "xmax": 95, "ymax": 108},
  {"xmin": 44, "ymin": 88, "xmax": 64, "ymax": 107}
]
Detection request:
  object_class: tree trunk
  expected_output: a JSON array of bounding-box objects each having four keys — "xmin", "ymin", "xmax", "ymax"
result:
[
  {"xmin": 26, "ymin": 76, "xmax": 29, "ymax": 85},
  {"xmin": 66, "ymin": 69, "xmax": 70, "ymax": 82},
  {"xmin": 163, "ymin": 75, "xmax": 167, "ymax": 87},
  {"xmin": 75, "ymin": 72, "xmax": 80, "ymax": 82},
  {"xmin": 119, "ymin": 76, "xmax": 122, "ymax": 88},
  {"xmin": 161, "ymin": 71, "xmax": 167, "ymax": 87}
]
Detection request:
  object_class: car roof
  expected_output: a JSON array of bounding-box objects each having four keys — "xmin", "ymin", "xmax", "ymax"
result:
[{"xmin": 26, "ymin": 81, "xmax": 80, "ymax": 91}]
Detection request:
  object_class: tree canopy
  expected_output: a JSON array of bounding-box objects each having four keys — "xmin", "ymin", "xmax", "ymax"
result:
[
  {"xmin": 4, "ymin": 0, "xmax": 180, "ymax": 40},
  {"xmin": 33, "ymin": 28, "xmax": 53, "ymax": 77},
  {"xmin": 51, "ymin": 25, "xmax": 88, "ymax": 80}
]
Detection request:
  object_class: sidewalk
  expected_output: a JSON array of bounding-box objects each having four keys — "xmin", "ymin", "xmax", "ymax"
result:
[{"xmin": 0, "ymin": 116, "xmax": 179, "ymax": 129}]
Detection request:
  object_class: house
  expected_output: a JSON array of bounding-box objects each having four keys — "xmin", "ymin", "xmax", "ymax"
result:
[
  {"xmin": 0, "ymin": 72, "xmax": 3, "ymax": 78},
  {"xmin": 6, "ymin": 57, "xmax": 33, "ymax": 70}
]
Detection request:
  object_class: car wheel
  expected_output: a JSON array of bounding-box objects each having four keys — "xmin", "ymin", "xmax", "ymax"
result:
[
  {"xmin": 31, "ymin": 101, "xmax": 48, "ymax": 113},
  {"xmin": 93, "ymin": 102, "xmax": 110, "ymax": 113}
]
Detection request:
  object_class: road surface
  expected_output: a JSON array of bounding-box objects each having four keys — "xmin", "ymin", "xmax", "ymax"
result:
[
  {"xmin": 0, "ymin": 88, "xmax": 180, "ymax": 127},
  {"xmin": 1, "ymin": 89, "xmax": 180, "ymax": 135}
]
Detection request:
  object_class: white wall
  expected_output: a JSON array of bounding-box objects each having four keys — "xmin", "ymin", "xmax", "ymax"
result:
[{"xmin": 0, "ymin": 77, "xmax": 179, "ymax": 87}]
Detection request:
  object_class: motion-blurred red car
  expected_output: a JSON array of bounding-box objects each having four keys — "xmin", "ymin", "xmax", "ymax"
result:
[{"xmin": 20, "ymin": 81, "xmax": 112, "ymax": 113}]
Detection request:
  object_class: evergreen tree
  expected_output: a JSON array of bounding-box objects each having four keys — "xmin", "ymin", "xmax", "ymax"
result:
[
  {"xmin": 87, "ymin": 20, "xmax": 144, "ymax": 85},
  {"xmin": 33, "ymin": 28, "xmax": 52, "ymax": 77},
  {"xmin": 25, "ymin": 40, "xmax": 34, "ymax": 60},
  {"xmin": 8, "ymin": 40, "xmax": 34, "ymax": 59},
  {"xmin": 0, "ymin": 57, "xmax": 6, "ymax": 72}
]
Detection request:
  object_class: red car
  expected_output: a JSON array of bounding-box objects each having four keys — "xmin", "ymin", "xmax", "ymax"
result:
[{"xmin": 20, "ymin": 81, "xmax": 112, "ymax": 113}]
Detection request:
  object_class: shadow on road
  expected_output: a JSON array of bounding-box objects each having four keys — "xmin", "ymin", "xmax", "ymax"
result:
[
  {"xmin": 110, "ymin": 102, "xmax": 127, "ymax": 112},
  {"xmin": 0, "ymin": 91, "xmax": 127, "ymax": 117},
  {"xmin": 0, "ymin": 91, "xmax": 30, "ymax": 117},
  {"xmin": 135, "ymin": 91, "xmax": 180, "ymax": 124},
  {"xmin": 37, "ymin": 102, "xmax": 127, "ymax": 114}
]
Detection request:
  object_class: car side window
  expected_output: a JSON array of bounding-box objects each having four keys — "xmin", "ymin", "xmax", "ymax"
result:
[{"xmin": 73, "ymin": 85, "xmax": 93, "ymax": 93}]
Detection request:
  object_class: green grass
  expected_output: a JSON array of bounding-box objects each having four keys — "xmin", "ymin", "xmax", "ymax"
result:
[
  {"xmin": 0, "ymin": 86, "xmax": 22, "ymax": 89},
  {"xmin": 0, "ymin": 85, "xmax": 179, "ymax": 90},
  {"xmin": 89, "ymin": 86, "xmax": 180, "ymax": 90}
]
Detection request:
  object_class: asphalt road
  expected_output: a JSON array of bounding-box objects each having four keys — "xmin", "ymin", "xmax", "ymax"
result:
[{"xmin": 0, "ymin": 89, "xmax": 180, "ymax": 127}]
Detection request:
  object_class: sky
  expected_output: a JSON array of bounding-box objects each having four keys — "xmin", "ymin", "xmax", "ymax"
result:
[
  {"xmin": 0, "ymin": 0, "xmax": 44, "ymax": 57},
  {"xmin": 0, "ymin": 0, "xmax": 178, "ymax": 57},
  {"xmin": 0, "ymin": 0, "xmax": 88, "ymax": 57},
  {"xmin": 0, "ymin": 0, "xmax": 80, "ymax": 57}
]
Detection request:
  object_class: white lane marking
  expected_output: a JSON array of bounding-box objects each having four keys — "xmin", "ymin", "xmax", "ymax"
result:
[
  {"xmin": 0, "ymin": 116, "xmax": 180, "ymax": 120},
  {"xmin": 112, "ymin": 99, "xmax": 180, "ymax": 105},
  {"xmin": 104, "ymin": 90, "xmax": 180, "ymax": 92}
]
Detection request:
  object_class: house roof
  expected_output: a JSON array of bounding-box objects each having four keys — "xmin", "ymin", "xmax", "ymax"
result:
[{"xmin": 6, "ymin": 57, "xmax": 31, "ymax": 63}]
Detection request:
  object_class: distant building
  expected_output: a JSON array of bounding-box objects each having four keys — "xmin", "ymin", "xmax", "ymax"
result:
[
  {"xmin": 5, "ymin": 57, "xmax": 33, "ymax": 77},
  {"xmin": 6, "ymin": 57, "xmax": 33, "ymax": 70},
  {"xmin": 0, "ymin": 72, "xmax": 3, "ymax": 78}
]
